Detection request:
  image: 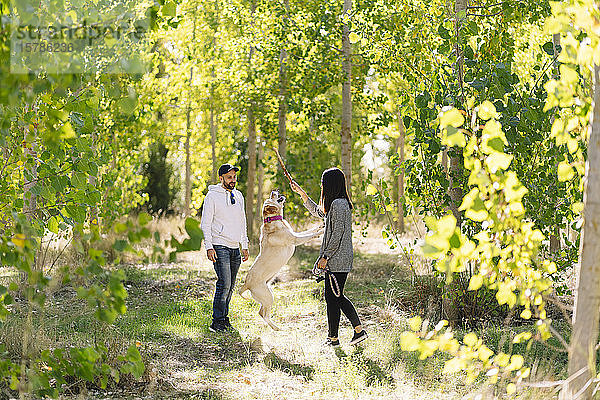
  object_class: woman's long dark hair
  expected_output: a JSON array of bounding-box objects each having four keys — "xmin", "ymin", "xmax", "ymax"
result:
[{"xmin": 320, "ymin": 167, "xmax": 353, "ymax": 213}]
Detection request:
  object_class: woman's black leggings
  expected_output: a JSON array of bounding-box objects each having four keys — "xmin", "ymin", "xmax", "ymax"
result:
[{"xmin": 324, "ymin": 272, "xmax": 361, "ymax": 338}]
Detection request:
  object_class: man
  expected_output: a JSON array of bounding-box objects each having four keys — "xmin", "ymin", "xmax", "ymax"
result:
[{"xmin": 201, "ymin": 163, "xmax": 250, "ymax": 332}]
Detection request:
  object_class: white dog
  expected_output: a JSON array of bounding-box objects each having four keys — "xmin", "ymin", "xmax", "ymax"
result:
[{"xmin": 238, "ymin": 190, "xmax": 323, "ymax": 330}]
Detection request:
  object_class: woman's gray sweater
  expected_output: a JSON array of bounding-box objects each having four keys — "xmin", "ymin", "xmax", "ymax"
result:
[{"xmin": 303, "ymin": 197, "xmax": 353, "ymax": 273}]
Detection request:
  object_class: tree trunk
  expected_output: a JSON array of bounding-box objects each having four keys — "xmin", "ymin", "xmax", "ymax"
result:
[
  {"xmin": 89, "ymin": 129, "xmax": 98, "ymax": 230},
  {"xmin": 209, "ymin": 7, "xmax": 219, "ymax": 185},
  {"xmin": 23, "ymin": 114, "xmax": 37, "ymax": 278},
  {"xmin": 184, "ymin": 92, "xmax": 192, "ymax": 216},
  {"xmin": 441, "ymin": 0, "xmax": 469, "ymax": 327},
  {"xmin": 277, "ymin": 0, "xmax": 289, "ymax": 161},
  {"xmin": 210, "ymin": 104, "xmax": 218, "ymax": 184},
  {"xmin": 308, "ymin": 116, "xmax": 315, "ymax": 169},
  {"xmin": 396, "ymin": 110, "xmax": 405, "ymax": 233},
  {"xmin": 448, "ymin": 0, "xmax": 468, "ymax": 224},
  {"xmin": 255, "ymin": 137, "xmax": 264, "ymax": 233},
  {"xmin": 441, "ymin": 150, "xmax": 448, "ymax": 176},
  {"xmin": 563, "ymin": 63, "xmax": 600, "ymax": 400},
  {"xmin": 23, "ymin": 129, "xmax": 37, "ymax": 223},
  {"xmin": 341, "ymin": 0, "xmax": 353, "ymax": 198},
  {"xmin": 245, "ymin": 0, "xmax": 257, "ymax": 240},
  {"xmin": 550, "ymin": 32, "xmax": 562, "ymax": 253},
  {"xmin": 184, "ymin": 13, "xmax": 198, "ymax": 216},
  {"xmin": 246, "ymin": 108, "xmax": 256, "ymax": 240}
]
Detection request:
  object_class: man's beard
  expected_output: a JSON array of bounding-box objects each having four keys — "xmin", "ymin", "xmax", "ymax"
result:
[{"xmin": 224, "ymin": 181, "xmax": 236, "ymax": 190}]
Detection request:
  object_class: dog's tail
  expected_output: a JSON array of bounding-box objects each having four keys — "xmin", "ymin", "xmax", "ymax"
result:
[{"xmin": 238, "ymin": 282, "xmax": 251, "ymax": 299}]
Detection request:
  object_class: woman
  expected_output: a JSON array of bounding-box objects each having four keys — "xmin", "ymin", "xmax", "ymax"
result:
[{"xmin": 290, "ymin": 167, "xmax": 367, "ymax": 347}]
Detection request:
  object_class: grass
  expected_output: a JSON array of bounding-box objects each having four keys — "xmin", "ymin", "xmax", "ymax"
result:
[{"xmin": 0, "ymin": 242, "xmax": 569, "ymax": 399}]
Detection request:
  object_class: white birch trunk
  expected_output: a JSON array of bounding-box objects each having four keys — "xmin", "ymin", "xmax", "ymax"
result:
[
  {"xmin": 341, "ymin": 0, "xmax": 353, "ymax": 197},
  {"xmin": 210, "ymin": 104, "xmax": 217, "ymax": 184},
  {"xmin": 245, "ymin": 0, "xmax": 257, "ymax": 240},
  {"xmin": 277, "ymin": 0, "xmax": 289, "ymax": 160},
  {"xmin": 246, "ymin": 108, "xmax": 256, "ymax": 240},
  {"xmin": 89, "ymin": 129, "xmax": 98, "ymax": 229},
  {"xmin": 563, "ymin": 63, "xmax": 600, "ymax": 400},
  {"xmin": 23, "ymin": 117, "xmax": 37, "ymax": 277},
  {"xmin": 448, "ymin": 0, "xmax": 468, "ymax": 224},
  {"xmin": 255, "ymin": 138, "xmax": 264, "ymax": 233},
  {"xmin": 396, "ymin": 110, "xmax": 405, "ymax": 233},
  {"xmin": 184, "ymin": 14, "xmax": 197, "ymax": 217},
  {"xmin": 550, "ymin": 32, "xmax": 562, "ymax": 253}
]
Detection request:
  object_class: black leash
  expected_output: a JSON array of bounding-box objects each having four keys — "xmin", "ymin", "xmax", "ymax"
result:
[
  {"xmin": 328, "ymin": 271, "xmax": 341, "ymax": 298},
  {"xmin": 316, "ymin": 269, "xmax": 341, "ymax": 298}
]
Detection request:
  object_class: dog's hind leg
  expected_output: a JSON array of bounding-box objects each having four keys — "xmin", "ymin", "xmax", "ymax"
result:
[
  {"xmin": 251, "ymin": 283, "xmax": 281, "ymax": 331},
  {"xmin": 238, "ymin": 281, "xmax": 251, "ymax": 299}
]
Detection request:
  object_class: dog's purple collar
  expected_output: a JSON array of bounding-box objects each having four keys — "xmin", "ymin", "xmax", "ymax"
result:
[{"xmin": 264, "ymin": 215, "xmax": 283, "ymax": 223}]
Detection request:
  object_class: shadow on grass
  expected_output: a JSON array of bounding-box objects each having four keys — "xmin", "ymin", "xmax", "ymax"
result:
[
  {"xmin": 73, "ymin": 266, "xmax": 265, "ymax": 398},
  {"xmin": 350, "ymin": 346, "xmax": 394, "ymax": 386},
  {"xmin": 263, "ymin": 351, "xmax": 315, "ymax": 380},
  {"xmin": 332, "ymin": 345, "xmax": 394, "ymax": 387}
]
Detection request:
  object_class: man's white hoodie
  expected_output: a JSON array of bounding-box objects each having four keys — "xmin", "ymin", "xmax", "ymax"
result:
[{"xmin": 201, "ymin": 184, "xmax": 249, "ymax": 250}]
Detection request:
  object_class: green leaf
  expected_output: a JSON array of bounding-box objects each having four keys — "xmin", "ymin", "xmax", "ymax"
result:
[
  {"xmin": 138, "ymin": 212, "xmax": 152, "ymax": 226},
  {"xmin": 71, "ymin": 171, "xmax": 87, "ymax": 189},
  {"xmin": 443, "ymin": 357, "xmax": 463, "ymax": 374},
  {"xmin": 496, "ymin": 283, "xmax": 516, "ymax": 307},
  {"xmin": 560, "ymin": 64, "xmax": 579, "ymax": 85},
  {"xmin": 140, "ymin": 227, "xmax": 151, "ymax": 239},
  {"xmin": 349, "ymin": 32, "xmax": 360, "ymax": 44},
  {"xmin": 485, "ymin": 152, "xmax": 513, "ymax": 173},
  {"xmin": 440, "ymin": 108, "xmax": 465, "ymax": 129},
  {"xmin": 184, "ymin": 217, "xmax": 203, "ymax": 240},
  {"xmin": 60, "ymin": 121, "xmax": 76, "ymax": 139},
  {"xmin": 366, "ymin": 184, "xmax": 378, "ymax": 196},
  {"xmin": 468, "ymin": 274, "xmax": 483, "ymax": 291},
  {"xmin": 463, "ymin": 333, "xmax": 478, "ymax": 347},
  {"xmin": 507, "ymin": 354, "xmax": 524, "ymax": 371},
  {"xmin": 438, "ymin": 24, "xmax": 451, "ymax": 39},
  {"xmin": 558, "ymin": 161, "xmax": 575, "ymax": 181},
  {"xmin": 478, "ymin": 100, "xmax": 498, "ymax": 120},
  {"xmin": 415, "ymin": 93, "xmax": 430, "ymax": 109},
  {"xmin": 437, "ymin": 215, "xmax": 457, "ymax": 238},
  {"xmin": 113, "ymin": 240, "xmax": 128, "ymax": 252},
  {"xmin": 114, "ymin": 223, "xmax": 128, "ymax": 234},
  {"xmin": 400, "ymin": 331, "xmax": 420, "ymax": 351},
  {"xmin": 65, "ymin": 205, "xmax": 87, "ymax": 224},
  {"xmin": 161, "ymin": 1, "xmax": 177, "ymax": 16},
  {"xmin": 48, "ymin": 216, "xmax": 59, "ymax": 234},
  {"xmin": 513, "ymin": 332, "xmax": 532, "ymax": 343},
  {"xmin": 487, "ymin": 137, "xmax": 505, "ymax": 153},
  {"xmin": 542, "ymin": 41, "xmax": 555, "ymax": 55},
  {"xmin": 443, "ymin": 126, "xmax": 467, "ymax": 147},
  {"xmin": 449, "ymin": 233, "xmax": 460, "ymax": 248},
  {"xmin": 460, "ymin": 188, "xmax": 488, "ymax": 222},
  {"xmin": 408, "ymin": 316, "xmax": 422, "ymax": 331},
  {"xmin": 117, "ymin": 97, "xmax": 138, "ymax": 115}
]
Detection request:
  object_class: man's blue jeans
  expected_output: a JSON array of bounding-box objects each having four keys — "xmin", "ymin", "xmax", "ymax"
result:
[{"xmin": 211, "ymin": 245, "xmax": 241, "ymax": 324}]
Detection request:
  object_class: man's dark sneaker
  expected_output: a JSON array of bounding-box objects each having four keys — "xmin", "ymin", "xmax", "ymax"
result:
[
  {"xmin": 209, "ymin": 321, "xmax": 226, "ymax": 333},
  {"xmin": 325, "ymin": 338, "xmax": 340, "ymax": 348},
  {"xmin": 349, "ymin": 330, "xmax": 367, "ymax": 345},
  {"xmin": 223, "ymin": 317, "xmax": 236, "ymax": 331}
]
